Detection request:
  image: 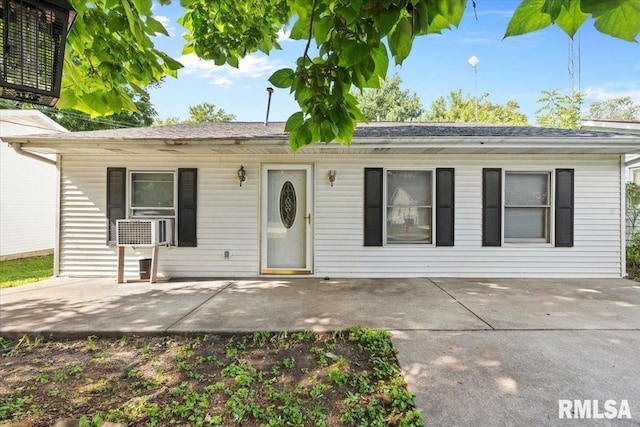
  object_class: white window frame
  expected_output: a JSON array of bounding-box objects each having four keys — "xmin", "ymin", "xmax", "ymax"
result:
[
  {"xmin": 503, "ymin": 170, "xmax": 553, "ymax": 245},
  {"xmin": 128, "ymin": 169, "xmax": 177, "ymax": 221},
  {"xmin": 383, "ymin": 168, "xmax": 434, "ymax": 245}
]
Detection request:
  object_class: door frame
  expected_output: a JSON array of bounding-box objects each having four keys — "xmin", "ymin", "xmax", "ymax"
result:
[{"xmin": 260, "ymin": 163, "xmax": 314, "ymax": 274}]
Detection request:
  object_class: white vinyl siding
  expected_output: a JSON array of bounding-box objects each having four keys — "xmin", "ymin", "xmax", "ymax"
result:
[
  {"xmin": 57, "ymin": 153, "xmax": 623, "ymax": 279},
  {"xmin": 0, "ymin": 111, "xmax": 64, "ymax": 259}
]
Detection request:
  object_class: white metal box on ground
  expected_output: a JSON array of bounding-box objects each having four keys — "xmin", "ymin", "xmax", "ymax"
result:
[{"xmin": 116, "ymin": 219, "xmax": 173, "ymax": 246}]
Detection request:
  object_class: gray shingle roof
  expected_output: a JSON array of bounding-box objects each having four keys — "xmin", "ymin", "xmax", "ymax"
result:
[
  {"xmin": 6, "ymin": 121, "xmax": 640, "ymax": 156},
  {"xmin": 13, "ymin": 121, "xmax": 636, "ymax": 141}
]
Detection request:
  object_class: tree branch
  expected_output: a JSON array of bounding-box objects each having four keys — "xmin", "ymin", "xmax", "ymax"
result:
[{"xmin": 303, "ymin": 0, "xmax": 318, "ymax": 60}]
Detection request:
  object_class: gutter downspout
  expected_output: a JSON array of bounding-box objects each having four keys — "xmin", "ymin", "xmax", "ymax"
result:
[
  {"xmin": 10, "ymin": 142, "xmax": 57, "ymax": 166},
  {"xmin": 621, "ymin": 155, "xmax": 627, "ymax": 279}
]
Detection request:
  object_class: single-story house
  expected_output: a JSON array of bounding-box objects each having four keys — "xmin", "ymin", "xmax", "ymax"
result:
[
  {"xmin": 0, "ymin": 109, "xmax": 67, "ymax": 260},
  {"xmin": 5, "ymin": 121, "xmax": 640, "ymax": 279}
]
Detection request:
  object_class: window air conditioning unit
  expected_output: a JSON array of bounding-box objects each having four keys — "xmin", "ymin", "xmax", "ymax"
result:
[{"xmin": 116, "ymin": 219, "xmax": 173, "ymax": 246}]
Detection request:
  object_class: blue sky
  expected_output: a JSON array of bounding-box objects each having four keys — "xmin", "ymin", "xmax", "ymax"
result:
[{"xmin": 148, "ymin": 1, "xmax": 639, "ymax": 125}]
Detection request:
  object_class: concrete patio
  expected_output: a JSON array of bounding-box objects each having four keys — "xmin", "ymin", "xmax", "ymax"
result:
[{"xmin": 1, "ymin": 277, "xmax": 639, "ymax": 425}]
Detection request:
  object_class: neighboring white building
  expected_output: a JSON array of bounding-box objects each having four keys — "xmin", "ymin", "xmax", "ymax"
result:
[
  {"xmin": 5, "ymin": 122, "xmax": 640, "ymax": 279},
  {"xmin": 0, "ymin": 110, "xmax": 67, "ymax": 260},
  {"xmin": 580, "ymin": 119, "xmax": 640, "ymax": 183}
]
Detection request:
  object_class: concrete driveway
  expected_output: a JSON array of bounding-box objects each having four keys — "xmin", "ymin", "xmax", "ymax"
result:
[{"xmin": 1, "ymin": 277, "xmax": 639, "ymax": 426}]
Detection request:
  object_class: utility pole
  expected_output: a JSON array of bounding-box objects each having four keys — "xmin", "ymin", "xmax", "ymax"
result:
[{"xmin": 468, "ymin": 55, "xmax": 480, "ymax": 122}]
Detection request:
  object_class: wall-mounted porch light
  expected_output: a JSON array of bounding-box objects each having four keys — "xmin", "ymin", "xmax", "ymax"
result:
[
  {"xmin": 0, "ymin": 0, "xmax": 77, "ymax": 106},
  {"xmin": 238, "ymin": 165, "xmax": 246, "ymax": 187},
  {"xmin": 328, "ymin": 170, "xmax": 336, "ymax": 187}
]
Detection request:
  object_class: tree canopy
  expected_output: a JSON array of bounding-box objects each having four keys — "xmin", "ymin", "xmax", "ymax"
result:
[
  {"xmin": 58, "ymin": 0, "xmax": 640, "ymax": 150},
  {"xmin": 154, "ymin": 102, "xmax": 236, "ymax": 125},
  {"xmin": 587, "ymin": 97, "xmax": 640, "ymax": 121},
  {"xmin": 352, "ymin": 75, "xmax": 423, "ymax": 122},
  {"xmin": 0, "ymin": 93, "xmax": 157, "ymax": 131},
  {"xmin": 535, "ymin": 89, "xmax": 584, "ymax": 129},
  {"xmin": 425, "ymin": 90, "xmax": 530, "ymax": 125}
]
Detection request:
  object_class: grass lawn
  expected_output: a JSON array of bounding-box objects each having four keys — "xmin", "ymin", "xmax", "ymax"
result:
[
  {"xmin": 0, "ymin": 328, "xmax": 423, "ymax": 426},
  {"xmin": 0, "ymin": 255, "xmax": 53, "ymax": 289}
]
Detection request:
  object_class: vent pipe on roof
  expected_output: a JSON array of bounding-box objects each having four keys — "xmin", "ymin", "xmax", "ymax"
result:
[{"xmin": 265, "ymin": 87, "xmax": 274, "ymax": 126}]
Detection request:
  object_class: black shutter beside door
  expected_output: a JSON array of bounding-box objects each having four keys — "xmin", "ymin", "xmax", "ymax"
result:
[
  {"xmin": 178, "ymin": 168, "xmax": 197, "ymax": 247},
  {"xmin": 436, "ymin": 168, "xmax": 455, "ymax": 246},
  {"xmin": 364, "ymin": 168, "xmax": 383, "ymax": 246},
  {"xmin": 106, "ymin": 167, "xmax": 126, "ymax": 246},
  {"xmin": 482, "ymin": 168, "xmax": 502, "ymax": 247}
]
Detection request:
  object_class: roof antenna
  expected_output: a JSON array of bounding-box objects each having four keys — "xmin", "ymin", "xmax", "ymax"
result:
[{"xmin": 264, "ymin": 87, "xmax": 274, "ymax": 126}]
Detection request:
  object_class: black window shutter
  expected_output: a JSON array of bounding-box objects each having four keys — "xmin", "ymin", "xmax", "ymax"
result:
[
  {"xmin": 482, "ymin": 168, "xmax": 502, "ymax": 246},
  {"xmin": 178, "ymin": 168, "xmax": 197, "ymax": 247},
  {"xmin": 106, "ymin": 167, "xmax": 126, "ymax": 246},
  {"xmin": 436, "ymin": 168, "xmax": 455, "ymax": 246},
  {"xmin": 555, "ymin": 169, "xmax": 574, "ymax": 247},
  {"xmin": 364, "ymin": 168, "xmax": 383, "ymax": 246}
]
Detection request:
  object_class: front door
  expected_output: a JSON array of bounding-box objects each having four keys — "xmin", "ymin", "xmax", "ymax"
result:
[{"xmin": 261, "ymin": 164, "xmax": 313, "ymax": 274}]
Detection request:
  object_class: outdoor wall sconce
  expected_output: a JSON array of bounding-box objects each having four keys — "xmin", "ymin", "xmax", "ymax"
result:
[
  {"xmin": 238, "ymin": 165, "xmax": 246, "ymax": 187},
  {"xmin": 328, "ymin": 170, "xmax": 336, "ymax": 187},
  {"xmin": 0, "ymin": 0, "xmax": 77, "ymax": 107}
]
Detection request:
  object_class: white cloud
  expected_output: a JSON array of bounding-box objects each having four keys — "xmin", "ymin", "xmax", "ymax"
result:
[
  {"xmin": 585, "ymin": 83, "xmax": 640, "ymax": 102},
  {"xmin": 475, "ymin": 9, "xmax": 514, "ymax": 19},
  {"xmin": 154, "ymin": 15, "xmax": 176, "ymax": 37},
  {"xmin": 277, "ymin": 27, "xmax": 292, "ymax": 42},
  {"xmin": 177, "ymin": 53, "xmax": 282, "ymax": 87}
]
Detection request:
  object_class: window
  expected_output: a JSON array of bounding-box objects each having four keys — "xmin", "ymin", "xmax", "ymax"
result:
[
  {"xmin": 365, "ymin": 168, "xmax": 454, "ymax": 247},
  {"xmin": 130, "ymin": 171, "xmax": 176, "ymax": 218},
  {"xmin": 107, "ymin": 168, "xmax": 197, "ymax": 247},
  {"xmin": 386, "ymin": 170, "xmax": 432, "ymax": 244},
  {"xmin": 483, "ymin": 168, "xmax": 574, "ymax": 247},
  {"xmin": 504, "ymin": 172, "xmax": 551, "ymax": 243}
]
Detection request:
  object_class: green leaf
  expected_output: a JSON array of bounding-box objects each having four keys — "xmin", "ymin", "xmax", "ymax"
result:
[
  {"xmin": 285, "ymin": 111, "xmax": 304, "ymax": 132},
  {"xmin": 146, "ymin": 16, "xmax": 170, "ymax": 36},
  {"xmin": 340, "ymin": 40, "xmax": 370, "ymax": 67},
  {"xmin": 425, "ymin": 14, "xmax": 453, "ymax": 34},
  {"xmin": 335, "ymin": 3, "xmax": 358, "ymax": 24},
  {"xmin": 376, "ymin": 6, "xmax": 402, "ymax": 36},
  {"xmin": 290, "ymin": 16, "xmax": 311, "ymax": 40},
  {"xmin": 582, "ymin": 0, "xmax": 640, "ymax": 41},
  {"xmin": 319, "ymin": 119, "xmax": 339, "ymax": 142},
  {"xmin": 581, "ymin": 0, "xmax": 628, "ymax": 16},
  {"xmin": 388, "ymin": 16, "xmax": 414, "ymax": 65},
  {"xmin": 121, "ymin": 0, "xmax": 144, "ymax": 41},
  {"xmin": 542, "ymin": 0, "xmax": 571, "ymax": 18},
  {"xmin": 504, "ymin": 0, "xmax": 552, "ymax": 38},
  {"xmin": 436, "ymin": 0, "xmax": 467, "ymax": 27},
  {"xmin": 555, "ymin": 1, "xmax": 589, "ymax": 37},
  {"xmin": 313, "ymin": 16, "xmax": 333, "ymax": 44},
  {"xmin": 363, "ymin": 44, "xmax": 389, "ymax": 88},
  {"xmin": 131, "ymin": 0, "xmax": 152, "ymax": 15},
  {"xmin": 289, "ymin": 121, "xmax": 313, "ymax": 152},
  {"xmin": 269, "ymin": 68, "xmax": 295, "ymax": 88},
  {"xmin": 227, "ymin": 55, "xmax": 239, "ymax": 68},
  {"xmin": 159, "ymin": 53, "xmax": 184, "ymax": 72}
]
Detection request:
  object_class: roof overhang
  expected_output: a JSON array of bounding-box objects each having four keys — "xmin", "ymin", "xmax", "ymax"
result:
[
  {"xmin": 4, "ymin": 135, "xmax": 640, "ymax": 156},
  {"xmin": 580, "ymin": 119, "xmax": 640, "ymax": 134},
  {"xmin": 4, "ymin": 122, "xmax": 640, "ymax": 156}
]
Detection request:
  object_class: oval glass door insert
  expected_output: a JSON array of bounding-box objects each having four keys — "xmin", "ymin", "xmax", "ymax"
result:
[{"xmin": 279, "ymin": 181, "xmax": 297, "ymax": 229}]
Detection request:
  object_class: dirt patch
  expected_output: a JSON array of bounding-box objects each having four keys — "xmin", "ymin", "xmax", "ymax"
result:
[{"xmin": 0, "ymin": 329, "xmax": 422, "ymax": 426}]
